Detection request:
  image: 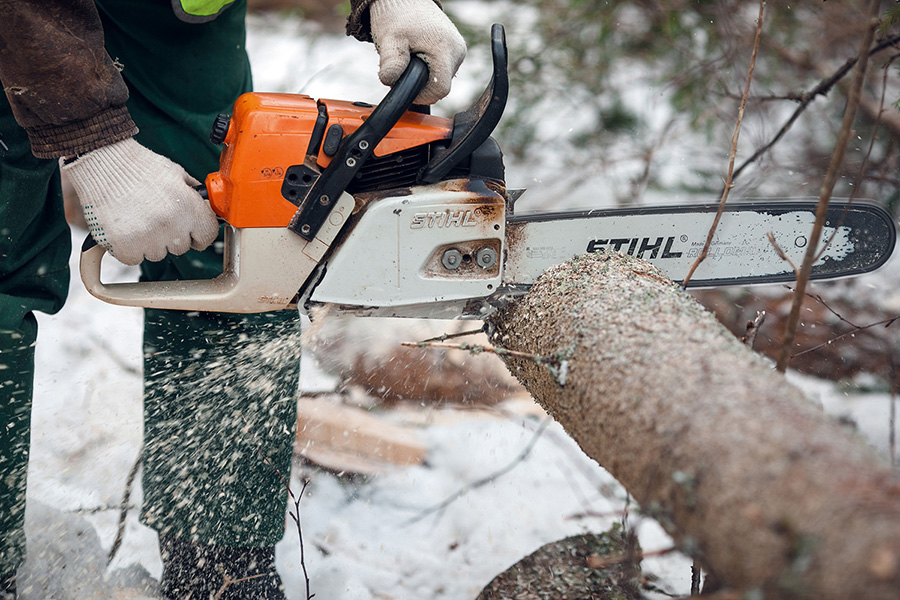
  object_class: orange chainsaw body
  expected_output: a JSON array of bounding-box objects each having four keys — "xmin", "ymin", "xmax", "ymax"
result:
[{"xmin": 205, "ymin": 92, "xmax": 453, "ymax": 228}]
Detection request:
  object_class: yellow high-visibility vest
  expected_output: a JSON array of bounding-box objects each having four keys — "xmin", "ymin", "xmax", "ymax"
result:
[{"xmin": 172, "ymin": 0, "xmax": 237, "ymax": 23}]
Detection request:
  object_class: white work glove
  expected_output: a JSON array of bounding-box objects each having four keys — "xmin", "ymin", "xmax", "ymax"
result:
[
  {"xmin": 369, "ymin": 0, "xmax": 467, "ymax": 105},
  {"xmin": 62, "ymin": 138, "xmax": 219, "ymax": 266}
]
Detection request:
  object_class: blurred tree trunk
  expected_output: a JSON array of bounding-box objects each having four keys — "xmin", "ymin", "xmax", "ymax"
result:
[{"xmin": 487, "ymin": 252, "xmax": 900, "ymax": 600}]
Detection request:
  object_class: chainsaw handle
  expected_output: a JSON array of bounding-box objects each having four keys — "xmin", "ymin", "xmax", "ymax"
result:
[
  {"xmin": 285, "ymin": 56, "xmax": 430, "ymax": 240},
  {"xmin": 355, "ymin": 54, "xmax": 431, "ymax": 140},
  {"xmin": 419, "ymin": 23, "xmax": 508, "ymax": 184}
]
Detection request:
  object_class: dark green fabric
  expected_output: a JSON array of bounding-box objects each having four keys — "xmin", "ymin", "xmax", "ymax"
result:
[
  {"xmin": 0, "ymin": 91, "xmax": 70, "ymax": 574},
  {"xmin": 96, "ymin": 0, "xmax": 299, "ymax": 547},
  {"xmin": 0, "ymin": 319, "xmax": 37, "ymax": 575},
  {"xmin": 0, "ymin": 98, "xmax": 70, "ymax": 332}
]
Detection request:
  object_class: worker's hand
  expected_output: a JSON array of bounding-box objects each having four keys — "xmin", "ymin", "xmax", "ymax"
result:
[
  {"xmin": 62, "ymin": 138, "xmax": 219, "ymax": 266},
  {"xmin": 369, "ymin": 0, "xmax": 466, "ymax": 105}
]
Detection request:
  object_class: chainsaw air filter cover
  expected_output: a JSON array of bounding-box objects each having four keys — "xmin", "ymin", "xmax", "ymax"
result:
[{"xmin": 205, "ymin": 93, "xmax": 454, "ymax": 228}]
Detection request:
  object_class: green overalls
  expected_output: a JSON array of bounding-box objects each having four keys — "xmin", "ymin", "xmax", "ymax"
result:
[{"xmin": 0, "ymin": 0, "xmax": 299, "ymax": 574}]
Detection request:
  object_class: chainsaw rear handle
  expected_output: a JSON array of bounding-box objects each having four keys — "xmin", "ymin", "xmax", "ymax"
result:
[{"xmin": 286, "ymin": 55, "xmax": 431, "ymax": 240}]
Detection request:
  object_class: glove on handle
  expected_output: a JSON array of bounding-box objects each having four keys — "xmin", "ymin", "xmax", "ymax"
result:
[
  {"xmin": 370, "ymin": 0, "xmax": 467, "ymax": 105},
  {"xmin": 63, "ymin": 138, "xmax": 219, "ymax": 266}
]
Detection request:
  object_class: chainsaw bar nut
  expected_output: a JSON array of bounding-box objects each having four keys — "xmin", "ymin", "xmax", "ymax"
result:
[
  {"xmin": 476, "ymin": 247, "xmax": 498, "ymax": 269},
  {"xmin": 441, "ymin": 248, "xmax": 463, "ymax": 270}
]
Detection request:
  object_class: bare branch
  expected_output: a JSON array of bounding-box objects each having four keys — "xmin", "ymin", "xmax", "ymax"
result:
[
  {"xmin": 805, "ymin": 291, "xmax": 861, "ymax": 329},
  {"xmin": 741, "ymin": 311, "xmax": 766, "ymax": 349},
  {"xmin": 402, "ymin": 417, "xmax": 553, "ymax": 525},
  {"xmin": 777, "ymin": 4, "xmax": 881, "ymax": 372},
  {"xmin": 790, "ymin": 314, "xmax": 899, "ymax": 359},
  {"xmin": 765, "ymin": 232, "xmax": 799, "ymax": 274},
  {"xmin": 402, "ymin": 340, "xmax": 545, "ymax": 363},
  {"xmin": 239, "ymin": 413, "xmax": 314, "ymax": 599},
  {"xmin": 419, "ymin": 328, "xmax": 485, "ymax": 343},
  {"xmin": 815, "ymin": 52, "xmax": 899, "ymax": 263},
  {"xmin": 732, "ymin": 32, "xmax": 900, "ymax": 182},
  {"xmin": 401, "ymin": 340, "xmax": 572, "ymax": 385},
  {"xmin": 106, "ymin": 449, "xmax": 142, "ymax": 566},
  {"xmin": 213, "ymin": 574, "xmax": 267, "ymax": 600},
  {"xmin": 682, "ymin": 1, "xmax": 765, "ymax": 288}
]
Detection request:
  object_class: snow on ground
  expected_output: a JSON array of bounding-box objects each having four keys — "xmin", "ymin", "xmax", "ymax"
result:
[
  {"xmin": 15, "ymin": 9, "xmax": 899, "ymax": 600},
  {"xmin": 23, "ymin": 232, "xmax": 690, "ymax": 600}
]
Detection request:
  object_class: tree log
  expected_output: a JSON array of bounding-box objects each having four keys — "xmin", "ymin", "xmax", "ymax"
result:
[
  {"xmin": 486, "ymin": 252, "xmax": 900, "ymax": 599},
  {"xmin": 477, "ymin": 526, "xmax": 642, "ymax": 600}
]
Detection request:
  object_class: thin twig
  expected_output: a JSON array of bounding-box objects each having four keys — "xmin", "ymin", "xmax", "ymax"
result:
[
  {"xmin": 682, "ymin": 1, "xmax": 765, "ymax": 288},
  {"xmin": 419, "ymin": 328, "xmax": 485, "ymax": 344},
  {"xmin": 565, "ymin": 509, "xmax": 628, "ymax": 521},
  {"xmin": 107, "ymin": 449, "xmax": 142, "ymax": 566},
  {"xmin": 402, "ymin": 417, "xmax": 553, "ymax": 525},
  {"xmin": 582, "ymin": 545, "xmax": 677, "ymax": 570},
  {"xmin": 732, "ymin": 32, "xmax": 900, "ymax": 182},
  {"xmin": 402, "ymin": 340, "xmax": 572, "ymax": 385},
  {"xmin": 94, "ymin": 337, "xmax": 141, "ymax": 377},
  {"xmin": 239, "ymin": 413, "xmax": 314, "ymax": 599},
  {"xmin": 891, "ymin": 387, "xmax": 897, "ymax": 467},
  {"xmin": 213, "ymin": 573, "xmax": 267, "ymax": 600},
  {"xmin": 287, "ymin": 480, "xmax": 314, "ymax": 600},
  {"xmin": 804, "ymin": 291, "xmax": 860, "ymax": 329},
  {"xmin": 814, "ymin": 52, "xmax": 899, "ymax": 263},
  {"xmin": 766, "ymin": 232, "xmax": 799, "ymax": 275},
  {"xmin": 790, "ymin": 314, "xmax": 900, "ymax": 359},
  {"xmin": 691, "ymin": 561, "xmax": 702, "ymax": 596},
  {"xmin": 71, "ymin": 504, "xmax": 135, "ymax": 515},
  {"xmin": 741, "ymin": 311, "xmax": 766, "ymax": 349},
  {"xmin": 401, "ymin": 341, "xmax": 550, "ymax": 364},
  {"xmin": 890, "ymin": 357, "xmax": 897, "ymax": 468},
  {"xmin": 777, "ymin": 3, "xmax": 881, "ymax": 372}
]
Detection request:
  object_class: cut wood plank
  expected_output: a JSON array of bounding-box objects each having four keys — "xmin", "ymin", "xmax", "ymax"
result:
[{"xmin": 296, "ymin": 396, "xmax": 426, "ymax": 474}]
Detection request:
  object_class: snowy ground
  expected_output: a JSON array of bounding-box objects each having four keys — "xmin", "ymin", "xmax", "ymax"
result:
[
  {"xmin": 15, "ymin": 9, "xmax": 899, "ymax": 600},
  {"xmin": 21, "ymin": 228, "xmax": 692, "ymax": 600}
]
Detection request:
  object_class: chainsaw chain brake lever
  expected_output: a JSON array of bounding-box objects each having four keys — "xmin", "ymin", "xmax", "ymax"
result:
[
  {"xmin": 419, "ymin": 23, "xmax": 508, "ymax": 184},
  {"xmin": 285, "ymin": 56, "xmax": 430, "ymax": 241}
]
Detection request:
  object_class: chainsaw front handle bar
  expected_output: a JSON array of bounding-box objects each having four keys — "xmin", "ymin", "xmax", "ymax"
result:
[
  {"xmin": 419, "ymin": 23, "xmax": 508, "ymax": 183},
  {"xmin": 286, "ymin": 56, "xmax": 431, "ymax": 240}
]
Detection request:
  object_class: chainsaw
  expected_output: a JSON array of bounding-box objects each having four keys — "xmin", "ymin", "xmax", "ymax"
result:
[{"xmin": 80, "ymin": 24, "xmax": 897, "ymax": 319}]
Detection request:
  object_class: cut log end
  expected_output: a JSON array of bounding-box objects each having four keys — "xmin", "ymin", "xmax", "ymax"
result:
[{"xmin": 477, "ymin": 525, "xmax": 643, "ymax": 600}]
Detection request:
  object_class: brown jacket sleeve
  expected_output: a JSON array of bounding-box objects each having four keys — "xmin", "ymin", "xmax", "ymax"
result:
[
  {"xmin": 346, "ymin": 0, "xmax": 443, "ymax": 42},
  {"xmin": 0, "ymin": 1, "xmax": 137, "ymax": 158}
]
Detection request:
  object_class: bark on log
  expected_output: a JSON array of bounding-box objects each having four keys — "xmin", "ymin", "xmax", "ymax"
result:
[
  {"xmin": 477, "ymin": 526, "xmax": 642, "ymax": 600},
  {"xmin": 486, "ymin": 252, "xmax": 900, "ymax": 599}
]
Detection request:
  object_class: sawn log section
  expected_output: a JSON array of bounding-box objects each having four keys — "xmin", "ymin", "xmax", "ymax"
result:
[{"xmin": 487, "ymin": 252, "xmax": 900, "ymax": 599}]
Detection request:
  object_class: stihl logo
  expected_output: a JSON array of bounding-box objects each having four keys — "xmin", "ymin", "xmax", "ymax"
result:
[
  {"xmin": 587, "ymin": 236, "xmax": 683, "ymax": 259},
  {"xmin": 411, "ymin": 210, "xmax": 477, "ymax": 229}
]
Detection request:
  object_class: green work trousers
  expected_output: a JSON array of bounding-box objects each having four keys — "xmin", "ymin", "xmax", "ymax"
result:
[
  {"xmin": 0, "ymin": 0, "xmax": 300, "ymax": 574},
  {"xmin": 0, "ymin": 97, "xmax": 71, "ymax": 575}
]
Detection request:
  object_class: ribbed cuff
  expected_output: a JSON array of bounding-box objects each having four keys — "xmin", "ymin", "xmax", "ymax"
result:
[{"xmin": 26, "ymin": 106, "xmax": 138, "ymax": 159}]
